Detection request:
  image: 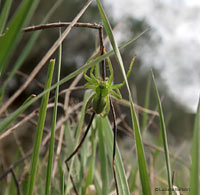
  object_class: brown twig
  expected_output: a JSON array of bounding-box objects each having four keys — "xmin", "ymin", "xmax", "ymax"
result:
[
  {"xmin": 0, "ymin": 150, "xmax": 32, "ymax": 180},
  {"xmin": 24, "ymin": 22, "xmax": 103, "ymax": 32},
  {"xmin": 49, "ymin": 86, "xmax": 85, "ymax": 102},
  {"xmin": 41, "ymin": 102, "xmax": 83, "ymax": 147},
  {"xmin": 0, "ymin": 102, "xmax": 64, "ymax": 141},
  {"xmin": 99, "ymin": 27, "xmax": 106, "ymax": 80},
  {"xmin": 114, "ymin": 99, "xmax": 133, "ymax": 134},
  {"xmin": 117, "ymin": 98, "xmax": 158, "ymax": 116},
  {"xmin": 116, "ymin": 124, "xmax": 189, "ymax": 168},
  {"xmin": 16, "ymin": 71, "xmax": 44, "ymax": 89}
]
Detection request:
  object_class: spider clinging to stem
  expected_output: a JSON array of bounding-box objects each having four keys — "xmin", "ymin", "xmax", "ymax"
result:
[
  {"xmin": 65, "ymin": 54, "xmax": 136, "ymax": 195},
  {"xmin": 84, "ymin": 55, "xmax": 136, "ymax": 117}
]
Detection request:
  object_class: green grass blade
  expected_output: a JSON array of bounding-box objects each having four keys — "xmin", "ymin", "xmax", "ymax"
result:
[
  {"xmin": 141, "ymin": 73, "xmax": 151, "ymax": 132},
  {"xmin": 0, "ymin": 35, "xmax": 144, "ymax": 134},
  {"xmin": 128, "ymin": 167, "xmax": 138, "ymax": 192},
  {"xmin": 96, "ymin": 1, "xmax": 151, "ymax": 194},
  {"xmin": 153, "ymin": 114, "xmax": 171, "ymax": 162},
  {"xmin": 27, "ymin": 59, "xmax": 55, "ymax": 195},
  {"xmin": 45, "ymin": 32, "xmax": 62, "ymax": 195},
  {"xmin": 0, "ymin": 0, "xmax": 63, "ymax": 105},
  {"xmin": 64, "ymin": 122, "xmax": 74, "ymax": 194},
  {"xmin": 151, "ymin": 71, "xmax": 172, "ymax": 195},
  {"xmin": 0, "ymin": 0, "xmax": 39, "ymax": 75},
  {"xmin": 100, "ymin": 117, "xmax": 130, "ymax": 195},
  {"xmin": 97, "ymin": 117, "xmax": 109, "ymax": 194},
  {"xmin": 130, "ymin": 103, "xmax": 151, "ymax": 194},
  {"xmin": 83, "ymin": 123, "xmax": 97, "ymax": 194},
  {"xmin": 0, "ymin": 0, "xmax": 12, "ymax": 33},
  {"xmin": 58, "ymin": 159, "xmax": 64, "ymax": 195},
  {"xmin": 78, "ymin": 130, "xmax": 89, "ymax": 194},
  {"xmin": 189, "ymin": 98, "xmax": 200, "ymax": 195}
]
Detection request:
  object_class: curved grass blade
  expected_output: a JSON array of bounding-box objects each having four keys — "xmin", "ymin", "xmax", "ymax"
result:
[
  {"xmin": 189, "ymin": 98, "xmax": 200, "ymax": 195},
  {"xmin": 96, "ymin": 0, "xmax": 151, "ymax": 194},
  {"xmin": 58, "ymin": 158, "xmax": 64, "ymax": 195},
  {"xmin": 0, "ymin": 0, "xmax": 39, "ymax": 75},
  {"xmin": 27, "ymin": 59, "xmax": 55, "ymax": 195},
  {"xmin": 141, "ymin": 73, "xmax": 151, "ymax": 132},
  {"xmin": 97, "ymin": 117, "xmax": 109, "ymax": 194},
  {"xmin": 0, "ymin": 0, "xmax": 12, "ymax": 33},
  {"xmin": 45, "ymin": 31, "xmax": 62, "ymax": 195},
  {"xmin": 151, "ymin": 71, "xmax": 172, "ymax": 195}
]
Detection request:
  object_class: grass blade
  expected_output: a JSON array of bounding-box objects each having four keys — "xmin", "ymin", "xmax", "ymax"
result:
[
  {"xmin": 96, "ymin": 1, "xmax": 151, "ymax": 194},
  {"xmin": 0, "ymin": 0, "xmax": 12, "ymax": 33},
  {"xmin": 151, "ymin": 71, "xmax": 172, "ymax": 195},
  {"xmin": 128, "ymin": 167, "xmax": 138, "ymax": 192},
  {"xmin": 0, "ymin": 0, "xmax": 39, "ymax": 75},
  {"xmin": 97, "ymin": 117, "xmax": 109, "ymax": 194},
  {"xmin": 45, "ymin": 31, "xmax": 62, "ymax": 195},
  {"xmin": 189, "ymin": 98, "xmax": 200, "ymax": 195},
  {"xmin": 58, "ymin": 159, "xmax": 64, "ymax": 195},
  {"xmin": 100, "ymin": 117, "xmax": 130, "ymax": 195},
  {"xmin": 27, "ymin": 59, "xmax": 55, "ymax": 195},
  {"xmin": 83, "ymin": 122, "xmax": 97, "ymax": 194},
  {"xmin": 141, "ymin": 73, "xmax": 151, "ymax": 132}
]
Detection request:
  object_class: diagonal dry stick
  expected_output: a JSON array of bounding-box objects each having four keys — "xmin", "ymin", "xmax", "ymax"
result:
[{"xmin": 0, "ymin": 0, "xmax": 93, "ymax": 115}]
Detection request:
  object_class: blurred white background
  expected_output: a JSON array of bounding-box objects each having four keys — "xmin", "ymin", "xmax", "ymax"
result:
[{"xmin": 106, "ymin": 0, "xmax": 200, "ymax": 111}]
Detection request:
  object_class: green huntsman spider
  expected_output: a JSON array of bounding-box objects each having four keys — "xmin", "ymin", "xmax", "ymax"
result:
[{"xmin": 84, "ymin": 56, "xmax": 136, "ymax": 117}]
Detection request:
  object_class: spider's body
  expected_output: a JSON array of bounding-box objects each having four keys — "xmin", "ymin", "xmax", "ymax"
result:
[
  {"xmin": 84, "ymin": 56, "xmax": 135, "ymax": 117},
  {"xmin": 92, "ymin": 83, "xmax": 108, "ymax": 114}
]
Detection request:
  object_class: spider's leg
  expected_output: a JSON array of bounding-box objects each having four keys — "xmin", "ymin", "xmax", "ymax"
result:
[
  {"xmin": 65, "ymin": 162, "xmax": 79, "ymax": 195},
  {"xmin": 65, "ymin": 112, "xmax": 95, "ymax": 163},
  {"xmin": 109, "ymin": 98, "xmax": 119, "ymax": 195},
  {"xmin": 100, "ymin": 96, "xmax": 110, "ymax": 118},
  {"xmin": 111, "ymin": 56, "xmax": 136, "ymax": 88},
  {"xmin": 111, "ymin": 83, "xmax": 124, "ymax": 89},
  {"xmin": 84, "ymin": 70, "xmax": 94, "ymax": 83},
  {"xmin": 90, "ymin": 65, "xmax": 99, "ymax": 84},
  {"xmin": 110, "ymin": 89, "xmax": 122, "ymax": 100},
  {"xmin": 85, "ymin": 93, "xmax": 96, "ymax": 113},
  {"xmin": 84, "ymin": 83, "xmax": 96, "ymax": 90},
  {"xmin": 107, "ymin": 57, "xmax": 113, "ymax": 85},
  {"xmin": 65, "ymin": 112, "xmax": 96, "ymax": 193},
  {"xmin": 86, "ymin": 51, "xmax": 101, "ymax": 83}
]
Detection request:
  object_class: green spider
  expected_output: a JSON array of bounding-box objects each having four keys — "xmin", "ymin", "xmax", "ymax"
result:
[{"xmin": 84, "ymin": 56, "xmax": 136, "ymax": 117}]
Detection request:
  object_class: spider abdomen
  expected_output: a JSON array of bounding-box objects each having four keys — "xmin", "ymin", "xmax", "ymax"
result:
[{"xmin": 93, "ymin": 95, "xmax": 106, "ymax": 114}]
